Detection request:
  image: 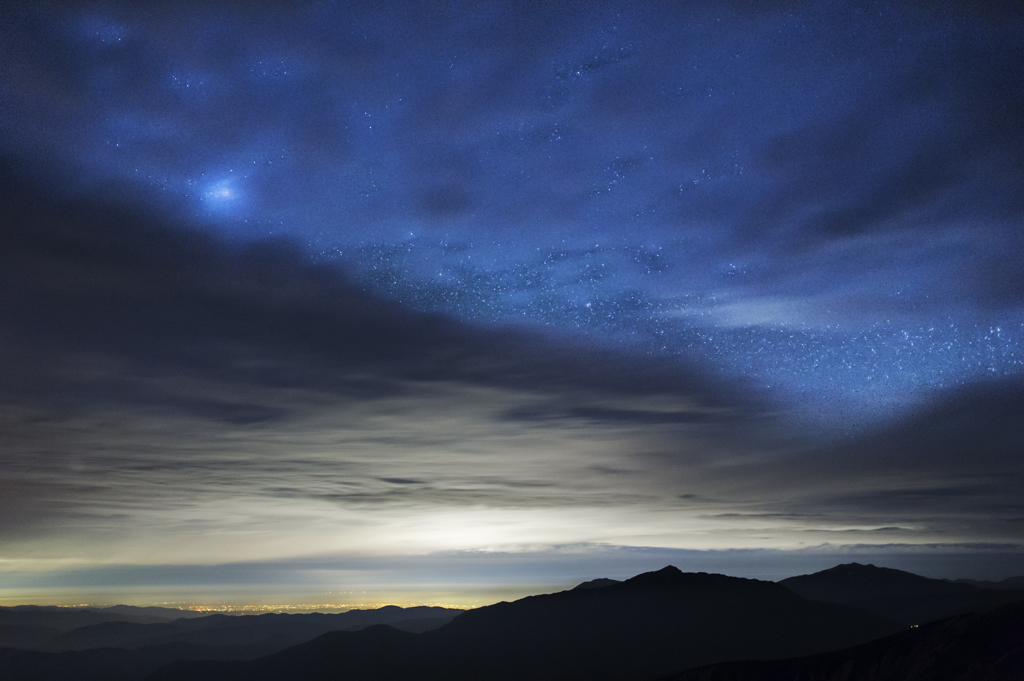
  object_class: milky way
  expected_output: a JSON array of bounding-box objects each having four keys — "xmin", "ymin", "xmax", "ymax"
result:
[{"xmin": 4, "ymin": 1, "xmax": 1021, "ymax": 434}]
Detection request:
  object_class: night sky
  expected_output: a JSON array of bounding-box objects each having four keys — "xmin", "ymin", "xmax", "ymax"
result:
[{"xmin": 2, "ymin": 1, "xmax": 1023, "ymax": 608}]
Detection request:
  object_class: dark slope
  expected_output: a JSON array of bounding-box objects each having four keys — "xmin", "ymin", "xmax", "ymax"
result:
[
  {"xmin": 0, "ymin": 624, "xmax": 64, "ymax": 650},
  {"xmin": 0, "ymin": 641, "xmax": 271, "ymax": 681},
  {"xmin": 668, "ymin": 599, "xmax": 1024, "ymax": 681},
  {"xmin": 779, "ymin": 562, "xmax": 1024, "ymax": 626},
  {"xmin": 150, "ymin": 566, "xmax": 901, "ymax": 681}
]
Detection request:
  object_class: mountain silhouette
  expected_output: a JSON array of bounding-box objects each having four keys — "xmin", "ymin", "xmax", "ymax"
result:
[
  {"xmin": 11, "ymin": 564, "xmax": 1019, "ymax": 681},
  {"xmin": 779, "ymin": 562, "xmax": 1024, "ymax": 626},
  {"xmin": 572, "ymin": 577, "xmax": 621, "ymax": 590},
  {"xmin": 669, "ymin": 599, "xmax": 1024, "ymax": 681},
  {"xmin": 149, "ymin": 566, "xmax": 901, "ymax": 681}
]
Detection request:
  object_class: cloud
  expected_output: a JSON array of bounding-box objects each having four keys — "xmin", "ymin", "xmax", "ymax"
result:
[
  {"xmin": 0, "ymin": 161, "xmax": 756, "ymax": 412},
  {"xmin": 0, "ymin": 163, "xmax": 783, "ymax": 565},
  {"xmin": 2, "ymin": 159, "xmax": 1022, "ymax": 573}
]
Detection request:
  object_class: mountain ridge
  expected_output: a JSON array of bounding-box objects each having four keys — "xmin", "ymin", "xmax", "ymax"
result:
[
  {"xmin": 779, "ymin": 561, "xmax": 1024, "ymax": 626},
  {"xmin": 4, "ymin": 563, "xmax": 1023, "ymax": 680},
  {"xmin": 149, "ymin": 565, "xmax": 901, "ymax": 681}
]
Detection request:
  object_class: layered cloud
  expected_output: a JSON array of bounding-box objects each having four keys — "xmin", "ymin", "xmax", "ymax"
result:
[{"xmin": 2, "ymin": 167, "xmax": 1022, "ymax": 589}]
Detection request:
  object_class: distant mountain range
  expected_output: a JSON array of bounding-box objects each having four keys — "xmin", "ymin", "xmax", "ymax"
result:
[
  {"xmin": 0, "ymin": 605, "xmax": 460, "ymax": 680},
  {"xmin": 954, "ymin": 576, "xmax": 1024, "ymax": 590},
  {"xmin": 779, "ymin": 562, "xmax": 1024, "ymax": 627},
  {"xmin": 1, "ymin": 563, "xmax": 1021, "ymax": 681},
  {"xmin": 0, "ymin": 604, "xmax": 207, "ymax": 651}
]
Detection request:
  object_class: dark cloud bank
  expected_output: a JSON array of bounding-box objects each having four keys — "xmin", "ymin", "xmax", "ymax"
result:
[{"xmin": 0, "ymin": 160, "xmax": 750, "ymax": 422}]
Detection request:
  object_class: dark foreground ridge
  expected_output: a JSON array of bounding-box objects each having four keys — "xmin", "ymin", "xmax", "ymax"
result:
[{"xmin": 668, "ymin": 599, "xmax": 1024, "ymax": 681}]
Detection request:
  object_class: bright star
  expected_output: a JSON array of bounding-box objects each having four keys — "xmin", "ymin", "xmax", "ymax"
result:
[
  {"xmin": 204, "ymin": 179, "xmax": 235, "ymax": 202},
  {"xmin": 199, "ymin": 177, "xmax": 244, "ymax": 217}
]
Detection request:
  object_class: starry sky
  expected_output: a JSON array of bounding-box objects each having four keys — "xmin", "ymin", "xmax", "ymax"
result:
[{"xmin": 2, "ymin": 0, "xmax": 1023, "ymax": 607}]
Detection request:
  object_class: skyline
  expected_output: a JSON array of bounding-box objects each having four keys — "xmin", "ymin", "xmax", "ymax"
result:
[{"xmin": 2, "ymin": 0, "xmax": 1023, "ymax": 608}]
